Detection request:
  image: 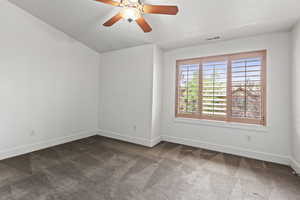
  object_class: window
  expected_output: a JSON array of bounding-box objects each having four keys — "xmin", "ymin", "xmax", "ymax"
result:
[{"xmin": 175, "ymin": 50, "xmax": 266, "ymax": 125}]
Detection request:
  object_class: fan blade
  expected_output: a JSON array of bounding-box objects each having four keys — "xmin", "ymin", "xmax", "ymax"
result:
[
  {"xmin": 143, "ymin": 5, "xmax": 179, "ymax": 15},
  {"xmin": 94, "ymin": 0, "xmax": 120, "ymax": 6},
  {"xmin": 135, "ymin": 17, "xmax": 152, "ymax": 33},
  {"xmin": 103, "ymin": 12, "xmax": 123, "ymax": 26}
]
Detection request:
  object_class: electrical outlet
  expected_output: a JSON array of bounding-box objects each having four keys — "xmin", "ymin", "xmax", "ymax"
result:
[
  {"xmin": 246, "ymin": 135, "xmax": 251, "ymax": 142},
  {"xmin": 30, "ymin": 130, "xmax": 36, "ymax": 137}
]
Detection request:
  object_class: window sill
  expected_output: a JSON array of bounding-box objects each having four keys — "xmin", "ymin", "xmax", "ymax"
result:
[{"xmin": 173, "ymin": 117, "xmax": 269, "ymax": 132}]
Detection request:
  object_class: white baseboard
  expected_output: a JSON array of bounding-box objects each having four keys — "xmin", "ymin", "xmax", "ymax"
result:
[
  {"xmin": 161, "ymin": 135, "xmax": 290, "ymax": 165},
  {"xmin": 1, "ymin": 128, "xmax": 296, "ymax": 170},
  {"xmin": 290, "ymin": 157, "xmax": 300, "ymax": 174},
  {"xmin": 96, "ymin": 131, "xmax": 290, "ymax": 165},
  {"xmin": 98, "ymin": 129, "xmax": 154, "ymax": 147},
  {"xmin": 151, "ymin": 136, "xmax": 162, "ymax": 147},
  {"xmin": 0, "ymin": 130, "xmax": 97, "ymax": 161}
]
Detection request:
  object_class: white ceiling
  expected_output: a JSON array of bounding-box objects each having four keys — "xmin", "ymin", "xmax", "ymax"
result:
[{"xmin": 8, "ymin": 0, "xmax": 300, "ymax": 53}]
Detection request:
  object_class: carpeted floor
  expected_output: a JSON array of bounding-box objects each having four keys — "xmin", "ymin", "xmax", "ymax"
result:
[{"xmin": 0, "ymin": 136, "xmax": 299, "ymax": 200}]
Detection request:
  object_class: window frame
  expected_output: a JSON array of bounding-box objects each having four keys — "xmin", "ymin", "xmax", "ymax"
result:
[{"xmin": 175, "ymin": 50, "xmax": 267, "ymax": 126}]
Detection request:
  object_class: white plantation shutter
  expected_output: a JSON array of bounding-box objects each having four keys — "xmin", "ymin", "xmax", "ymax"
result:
[
  {"xmin": 229, "ymin": 52, "xmax": 266, "ymax": 124},
  {"xmin": 176, "ymin": 50, "xmax": 266, "ymax": 125},
  {"xmin": 202, "ymin": 61, "xmax": 227, "ymax": 117},
  {"xmin": 176, "ymin": 61, "xmax": 201, "ymax": 116}
]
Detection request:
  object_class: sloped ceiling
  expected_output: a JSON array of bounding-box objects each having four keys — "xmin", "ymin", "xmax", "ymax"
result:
[{"xmin": 8, "ymin": 0, "xmax": 300, "ymax": 53}]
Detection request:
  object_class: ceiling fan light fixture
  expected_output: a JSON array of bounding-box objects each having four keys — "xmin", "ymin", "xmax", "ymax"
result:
[
  {"xmin": 121, "ymin": 7, "xmax": 141, "ymax": 21},
  {"xmin": 97, "ymin": 0, "xmax": 179, "ymax": 32}
]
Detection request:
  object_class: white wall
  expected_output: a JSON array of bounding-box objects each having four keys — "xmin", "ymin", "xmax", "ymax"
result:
[
  {"xmin": 161, "ymin": 32, "xmax": 292, "ymax": 164},
  {"xmin": 99, "ymin": 45, "xmax": 154, "ymax": 145},
  {"xmin": 292, "ymin": 21, "xmax": 300, "ymax": 172},
  {"xmin": 0, "ymin": 0, "xmax": 100, "ymax": 159},
  {"xmin": 98, "ymin": 44, "xmax": 163, "ymax": 146},
  {"xmin": 151, "ymin": 46, "xmax": 163, "ymax": 144}
]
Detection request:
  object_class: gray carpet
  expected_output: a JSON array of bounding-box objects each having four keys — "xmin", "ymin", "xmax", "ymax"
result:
[{"xmin": 0, "ymin": 136, "xmax": 299, "ymax": 200}]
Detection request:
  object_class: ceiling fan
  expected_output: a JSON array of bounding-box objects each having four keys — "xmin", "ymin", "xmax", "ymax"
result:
[{"xmin": 95, "ymin": 0, "xmax": 179, "ymax": 33}]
